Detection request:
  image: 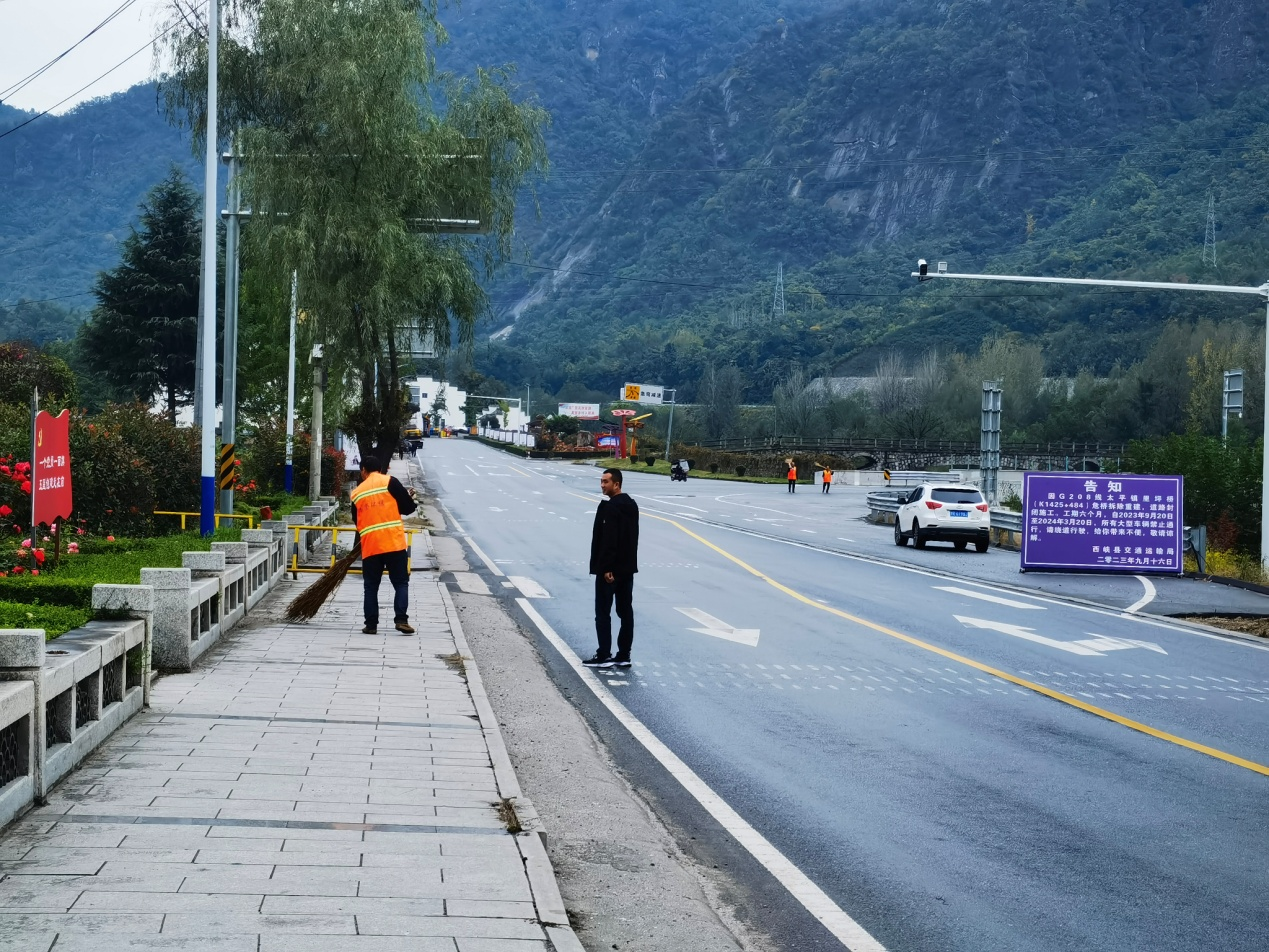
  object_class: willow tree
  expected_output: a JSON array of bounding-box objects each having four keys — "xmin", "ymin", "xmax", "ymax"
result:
[{"xmin": 160, "ymin": 0, "xmax": 548, "ymax": 459}]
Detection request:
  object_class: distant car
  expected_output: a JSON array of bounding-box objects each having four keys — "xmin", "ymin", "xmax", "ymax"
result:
[{"xmin": 894, "ymin": 483, "xmax": 990, "ymax": 553}]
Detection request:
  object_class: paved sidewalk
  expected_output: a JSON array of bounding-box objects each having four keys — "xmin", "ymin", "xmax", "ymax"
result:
[{"xmin": 0, "ymin": 515, "xmax": 577, "ymax": 950}]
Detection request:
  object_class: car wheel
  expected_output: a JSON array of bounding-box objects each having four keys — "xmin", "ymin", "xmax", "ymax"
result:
[
  {"xmin": 894, "ymin": 518, "xmax": 907, "ymax": 546},
  {"xmin": 913, "ymin": 520, "xmax": 927, "ymax": 549},
  {"xmin": 953, "ymin": 541, "xmax": 967, "ymax": 551},
  {"xmin": 975, "ymin": 536, "xmax": 990, "ymax": 553}
]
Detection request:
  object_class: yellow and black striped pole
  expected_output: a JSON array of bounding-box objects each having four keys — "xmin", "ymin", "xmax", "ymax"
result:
[{"xmin": 218, "ymin": 444, "xmax": 235, "ymax": 517}]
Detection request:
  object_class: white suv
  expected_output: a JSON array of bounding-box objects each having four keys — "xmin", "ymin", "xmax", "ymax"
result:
[{"xmin": 894, "ymin": 483, "xmax": 990, "ymax": 553}]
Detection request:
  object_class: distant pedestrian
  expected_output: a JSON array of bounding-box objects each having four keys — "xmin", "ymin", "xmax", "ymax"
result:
[
  {"xmin": 350, "ymin": 454, "xmax": 417, "ymax": 635},
  {"xmin": 786, "ymin": 459, "xmax": 797, "ymax": 493},
  {"xmin": 817, "ymin": 463, "xmax": 833, "ymax": 494},
  {"xmin": 583, "ymin": 467, "xmax": 639, "ymax": 669}
]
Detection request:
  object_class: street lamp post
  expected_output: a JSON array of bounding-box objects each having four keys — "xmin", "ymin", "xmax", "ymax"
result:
[
  {"xmin": 912, "ymin": 260, "xmax": 1269, "ymax": 565},
  {"xmin": 198, "ymin": 0, "xmax": 220, "ymax": 537}
]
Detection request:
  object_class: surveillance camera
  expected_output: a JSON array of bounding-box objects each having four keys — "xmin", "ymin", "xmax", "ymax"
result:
[
  {"xmin": 917, "ymin": 259, "xmax": 929, "ymax": 281},
  {"xmin": 937, "ymin": 261, "xmax": 947, "ymax": 274}
]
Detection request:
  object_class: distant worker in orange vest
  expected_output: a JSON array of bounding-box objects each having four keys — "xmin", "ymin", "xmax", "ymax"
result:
[
  {"xmin": 817, "ymin": 462, "xmax": 833, "ymax": 494},
  {"xmin": 786, "ymin": 459, "xmax": 798, "ymax": 493},
  {"xmin": 350, "ymin": 454, "xmax": 418, "ymax": 635}
]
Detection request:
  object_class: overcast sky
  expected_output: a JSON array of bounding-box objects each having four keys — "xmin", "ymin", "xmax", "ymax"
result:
[{"xmin": 0, "ymin": 0, "xmax": 168, "ymax": 114}]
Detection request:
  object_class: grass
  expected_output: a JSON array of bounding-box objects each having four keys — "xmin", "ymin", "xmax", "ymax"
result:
[
  {"xmin": 607, "ymin": 457, "xmax": 797, "ymax": 484},
  {"xmin": 495, "ymin": 797, "xmax": 523, "ymax": 834},
  {"xmin": 438, "ymin": 651, "xmax": 468, "ymax": 677}
]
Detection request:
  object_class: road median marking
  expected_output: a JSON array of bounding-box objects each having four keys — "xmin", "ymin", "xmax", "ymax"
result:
[{"xmin": 641, "ymin": 510, "xmax": 1269, "ymax": 778}]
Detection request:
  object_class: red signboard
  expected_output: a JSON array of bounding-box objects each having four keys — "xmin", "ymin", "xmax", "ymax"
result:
[{"xmin": 33, "ymin": 409, "xmax": 73, "ymax": 526}]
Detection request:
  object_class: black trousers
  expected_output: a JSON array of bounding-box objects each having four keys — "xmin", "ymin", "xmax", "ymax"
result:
[
  {"xmin": 594, "ymin": 573, "xmax": 634, "ymax": 658},
  {"xmin": 362, "ymin": 549, "xmax": 409, "ymax": 626},
  {"xmin": 787, "ymin": 479, "xmax": 796, "ymax": 492}
]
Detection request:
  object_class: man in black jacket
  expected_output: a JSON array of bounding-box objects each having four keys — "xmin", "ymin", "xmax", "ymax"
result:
[{"xmin": 584, "ymin": 467, "xmax": 639, "ymax": 668}]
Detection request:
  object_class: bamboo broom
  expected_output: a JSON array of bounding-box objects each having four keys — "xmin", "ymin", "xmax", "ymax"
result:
[{"xmin": 284, "ymin": 538, "xmax": 361, "ymax": 622}]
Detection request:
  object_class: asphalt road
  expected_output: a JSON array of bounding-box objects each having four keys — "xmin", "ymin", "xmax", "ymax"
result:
[{"xmin": 420, "ymin": 438, "xmax": 1269, "ymax": 952}]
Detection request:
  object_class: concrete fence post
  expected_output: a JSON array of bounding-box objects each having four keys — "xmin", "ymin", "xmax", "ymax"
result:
[
  {"xmin": 0, "ymin": 630, "xmax": 44, "ymax": 804},
  {"xmin": 90, "ymin": 584, "xmax": 155, "ymax": 706}
]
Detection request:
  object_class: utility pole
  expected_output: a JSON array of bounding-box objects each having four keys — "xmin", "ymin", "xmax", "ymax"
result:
[
  {"xmin": 663, "ymin": 388, "xmax": 677, "ymax": 460},
  {"xmin": 219, "ymin": 140, "xmax": 242, "ymax": 515},
  {"xmin": 284, "ymin": 272, "xmax": 298, "ymax": 493},
  {"xmin": 309, "ymin": 343, "xmax": 324, "ymax": 499},
  {"xmin": 913, "ymin": 259, "xmax": 1269, "ymax": 566},
  {"xmin": 772, "ymin": 262, "xmax": 786, "ymax": 320},
  {"xmin": 198, "ymin": 0, "xmax": 220, "ymax": 536},
  {"xmin": 1203, "ymin": 189, "xmax": 1218, "ymax": 268}
]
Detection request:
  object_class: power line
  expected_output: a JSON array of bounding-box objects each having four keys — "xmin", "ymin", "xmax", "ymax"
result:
[
  {"xmin": 0, "ymin": 21, "xmax": 177, "ymax": 143},
  {"xmin": 0, "ymin": 291, "xmax": 92, "ymax": 309},
  {"xmin": 0, "ymin": 0, "xmax": 142, "ymax": 101}
]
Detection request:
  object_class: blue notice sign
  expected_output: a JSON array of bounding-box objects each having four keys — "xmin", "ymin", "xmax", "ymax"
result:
[{"xmin": 1021, "ymin": 473, "xmax": 1184, "ymax": 574}]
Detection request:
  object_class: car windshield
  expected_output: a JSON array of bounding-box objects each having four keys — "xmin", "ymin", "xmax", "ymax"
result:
[{"xmin": 932, "ymin": 487, "xmax": 983, "ymax": 504}]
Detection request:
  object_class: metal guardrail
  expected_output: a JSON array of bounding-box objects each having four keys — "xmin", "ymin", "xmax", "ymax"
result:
[
  {"xmin": 1183, "ymin": 525, "xmax": 1207, "ymax": 574},
  {"xmin": 154, "ymin": 511, "xmax": 256, "ymax": 530},
  {"xmin": 991, "ymin": 509, "xmax": 1023, "ymax": 533}
]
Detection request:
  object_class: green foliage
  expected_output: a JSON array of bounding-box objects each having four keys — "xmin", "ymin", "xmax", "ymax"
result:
[
  {"xmin": 0, "ymin": 601, "xmax": 92, "ymax": 638},
  {"xmin": 76, "ymin": 168, "xmax": 203, "ymax": 422},
  {"xmin": 0, "ymin": 302, "xmax": 84, "ymax": 348},
  {"xmin": 236, "ymin": 420, "xmax": 344, "ymax": 497},
  {"xmin": 1126, "ymin": 433, "xmax": 1262, "ymax": 554},
  {"xmin": 0, "ymin": 342, "xmax": 77, "ymax": 408}
]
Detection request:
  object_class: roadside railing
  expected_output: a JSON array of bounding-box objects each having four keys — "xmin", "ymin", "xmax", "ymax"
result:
[
  {"xmin": 154, "ymin": 510, "xmax": 256, "ymax": 530},
  {"xmin": 288, "ymin": 524, "xmax": 423, "ymax": 576}
]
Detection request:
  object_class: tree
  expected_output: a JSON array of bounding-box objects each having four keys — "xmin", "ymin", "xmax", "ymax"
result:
[
  {"xmin": 697, "ymin": 363, "xmax": 745, "ymax": 439},
  {"xmin": 0, "ymin": 343, "xmax": 77, "ymax": 409},
  {"xmin": 77, "ymin": 168, "xmax": 202, "ymax": 422},
  {"xmin": 161, "ymin": 0, "xmax": 548, "ymax": 461}
]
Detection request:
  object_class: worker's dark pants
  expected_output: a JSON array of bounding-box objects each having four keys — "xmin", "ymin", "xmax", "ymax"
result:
[
  {"xmin": 788, "ymin": 479, "xmax": 796, "ymax": 493},
  {"xmin": 594, "ymin": 573, "xmax": 635, "ymax": 658},
  {"xmin": 823, "ymin": 481, "xmax": 831, "ymax": 493},
  {"xmin": 363, "ymin": 549, "xmax": 409, "ymax": 626}
]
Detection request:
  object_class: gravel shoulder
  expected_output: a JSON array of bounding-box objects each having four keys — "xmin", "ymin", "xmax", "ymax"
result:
[{"xmin": 429, "ymin": 529, "xmax": 771, "ymax": 952}]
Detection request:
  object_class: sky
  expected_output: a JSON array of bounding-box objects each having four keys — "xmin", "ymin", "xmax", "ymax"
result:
[{"xmin": 0, "ymin": 0, "xmax": 169, "ymax": 115}]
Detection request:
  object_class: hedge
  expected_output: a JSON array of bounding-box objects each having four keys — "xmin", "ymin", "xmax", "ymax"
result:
[{"xmin": 0, "ymin": 601, "xmax": 92, "ymax": 639}]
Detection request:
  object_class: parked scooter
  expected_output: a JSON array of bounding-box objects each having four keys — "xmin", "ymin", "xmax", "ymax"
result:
[{"xmin": 670, "ymin": 459, "xmax": 690, "ymax": 482}]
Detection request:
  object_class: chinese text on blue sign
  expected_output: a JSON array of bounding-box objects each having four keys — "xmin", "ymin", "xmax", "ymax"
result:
[{"xmin": 1021, "ymin": 473, "xmax": 1183, "ymax": 574}]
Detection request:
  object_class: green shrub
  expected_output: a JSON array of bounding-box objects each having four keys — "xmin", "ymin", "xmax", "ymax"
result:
[
  {"xmin": 0, "ymin": 601, "xmax": 92, "ymax": 638},
  {"xmin": 0, "ymin": 577, "xmax": 95, "ymax": 608}
]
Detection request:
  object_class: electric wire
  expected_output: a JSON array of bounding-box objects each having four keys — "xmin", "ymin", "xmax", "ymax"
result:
[{"xmin": 0, "ymin": 0, "xmax": 142, "ymax": 101}]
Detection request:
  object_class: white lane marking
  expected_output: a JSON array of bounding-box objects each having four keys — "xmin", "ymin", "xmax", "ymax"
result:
[
  {"xmin": 450, "ymin": 572, "xmax": 491, "ymax": 596},
  {"xmin": 647, "ymin": 498, "xmax": 707, "ymax": 511},
  {"xmin": 955, "ymin": 616, "xmax": 1165, "ymax": 656},
  {"xmin": 462, "ymin": 535, "xmax": 505, "ymax": 578},
  {"xmin": 489, "ymin": 507, "xmax": 505, "ymax": 513},
  {"xmin": 501, "ymin": 581, "xmax": 516, "ymax": 589},
  {"xmin": 674, "ymin": 608, "xmax": 761, "ymax": 647},
  {"xmin": 630, "ymin": 502, "xmax": 1269, "ymax": 654},
  {"xmin": 465, "ymin": 465, "xmax": 481, "ymax": 478},
  {"xmin": 956, "ymin": 616, "xmax": 1106, "ymax": 655},
  {"xmin": 1125, "ymin": 575, "xmax": 1157, "ymax": 614},
  {"xmin": 934, "ymin": 586, "xmax": 1045, "ymax": 610},
  {"xmin": 515, "ymin": 599, "xmax": 885, "ymax": 952},
  {"xmin": 509, "ymin": 576, "xmax": 551, "ymax": 599}
]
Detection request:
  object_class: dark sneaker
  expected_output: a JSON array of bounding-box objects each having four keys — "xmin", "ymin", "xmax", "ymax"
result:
[
  {"xmin": 362, "ymin": 625, "xmax": 378, "ymax": 634},
  {"xmin": 395, "ymin": 620, "xmax": 416, "ymax": 635},
  {"xmin": 611, "ymin": 655, "xmax": 632, "ymax": 668},
  {"xmin": 582, "ymin": 653, "xmax": 614, "ymax": 668}
]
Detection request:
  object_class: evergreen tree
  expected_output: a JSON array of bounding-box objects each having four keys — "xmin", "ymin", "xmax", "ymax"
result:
[{"xmin": 78, "ymin": 168, "xmax": 201, "ymax": 423}]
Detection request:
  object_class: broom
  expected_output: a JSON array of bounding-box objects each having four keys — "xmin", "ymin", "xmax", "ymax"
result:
[{"xmin": 284, "ymin": 538, "xmax": 361, "ymax": 622}]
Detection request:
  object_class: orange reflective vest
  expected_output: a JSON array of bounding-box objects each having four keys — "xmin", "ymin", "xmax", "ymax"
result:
[
  {"xmin": 787, "ymin": 466, "xmax": 797, "ymax": 480},
  {"xmin": 351, "ymin": 472, "xmax": 407, "ymax": 557},
  {"xmin": 822, "ymin": 469, "xmax": 833, "ymax": 483}
]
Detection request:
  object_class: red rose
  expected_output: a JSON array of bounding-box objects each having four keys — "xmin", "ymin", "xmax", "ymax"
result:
[
  {"xmin": 0, "ymin": 506, "xmax": 10, "ymax": 517},
  {"xmin": 11, "ymin": 566, "xmax": 24, "ymax": 575},
  {"xmin": 30, "ymin": 569, "xmax": 38, "ymax": 577},
  {"xmin": 33, "ymin": 549, "xmax": 45, "ymax": 564},
  {"xmin": 20, "ymin": 481, "xmax": 31, "ymax": 494}
]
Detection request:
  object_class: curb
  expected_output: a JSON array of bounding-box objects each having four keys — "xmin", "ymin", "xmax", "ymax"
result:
[{"xmin": 436, "ymin": 580, "xmax": 580, "ymax": 946}]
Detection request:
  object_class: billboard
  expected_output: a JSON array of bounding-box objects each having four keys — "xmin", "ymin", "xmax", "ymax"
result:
[
  {"xmin": 1021, "ymin": 473, "xmax": 1183, "ymax": 574},
  {"xmin": 558, "ymin": 403, "xmax": 600, "ymax": 420},
  {"xmin": 622, "ymin": 383, "xmax": 664, "ymax": 405},
  {"xmin": 596, "ymin": 435, "xmax": 618, "ymax": 448}
]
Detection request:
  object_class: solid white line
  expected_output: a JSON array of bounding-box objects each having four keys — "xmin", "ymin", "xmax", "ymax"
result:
[
  {"xmin": 933, "ymin": 586, "xmax": 1045, "ymax": 610},
  {"xmin": 1125, "ymin": 575, "xmax": 1157, "ymax": 614},
  {"xmin": 516, "ymin": 598, "xmax": 886, "ymax": 952},
  {"xmin": 464, "ymin": 535, "xmax": 505, "ymax": 577}
]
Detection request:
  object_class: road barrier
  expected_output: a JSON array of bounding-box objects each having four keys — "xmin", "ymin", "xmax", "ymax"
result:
[
  {"xmin": 288, "ymin": 524, "xmax": 423, "ymax": 576},
  {"xmin": 154, "ymin": 510, "xmax": 256, "ymax": 530}
]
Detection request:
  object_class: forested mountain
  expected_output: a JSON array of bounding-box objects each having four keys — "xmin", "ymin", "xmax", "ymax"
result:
[
  {"xmin": 493, "ymin": 0, "xmax": 1269, "ymax": 398},
  {"xmin": 3, "ymin": 0, "xmax": 1269, "ymax": 410}
]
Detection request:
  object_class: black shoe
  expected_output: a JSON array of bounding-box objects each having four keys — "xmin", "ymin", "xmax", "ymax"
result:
[
  {"xmin": 582, "ymin": 653, "xmax": 614, "ymax": 668},
  {"xmin": 362, "ymin": 625, "xmax": 378, "ymax": 634},
  {"xmin": 611, "ymin": 655, "xmax": 632, "ymax": 668}
]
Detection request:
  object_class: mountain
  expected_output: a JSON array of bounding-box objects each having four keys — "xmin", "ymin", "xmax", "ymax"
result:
[{"xmin": 498, "ymin": 0, "xmax": 1269, "ymax": 396}]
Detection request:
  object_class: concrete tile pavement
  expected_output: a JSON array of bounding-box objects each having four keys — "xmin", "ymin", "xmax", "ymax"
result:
[{"xmin": 0, "ymin": 503, "xmax": 580, "ymax": 952}]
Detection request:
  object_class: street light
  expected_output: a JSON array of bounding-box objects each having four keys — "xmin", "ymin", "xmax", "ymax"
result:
[{"xmin": 911, "ymin": 261, "xmax": 1269, "ymax": 566}]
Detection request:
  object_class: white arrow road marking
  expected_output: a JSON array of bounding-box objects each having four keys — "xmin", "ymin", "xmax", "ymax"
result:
[
  {"xmin": 1125, "ymin": 575, "xmax": 1157, "ymax": 614},
  {"xmin": 1074, "ymin": 634, "xmax": 1167, "ymax": 655},
  {"xmin": 675, "ymin": 608, "xmax": 760, "ymax": 647},
  {"xmin": 954, "ymin": 615, "xmax": 1106, "ymax": 656},
  {"xmin": 509, "ymin": 576, "xmax": 550, "ymax": 599},
  {"xmin": 935, "ymin": 586, "xmax": 1045, "ymax": 610}
]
